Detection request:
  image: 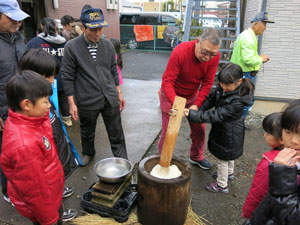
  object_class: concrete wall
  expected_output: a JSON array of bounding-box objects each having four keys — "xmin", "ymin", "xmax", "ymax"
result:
[
  {"xmin": 244, "ymin": 0, "xmax": 300, "ymax": 100},
  {"xmin": 47, "ymin": 0, "xmax": 120, "ymax": 39}
]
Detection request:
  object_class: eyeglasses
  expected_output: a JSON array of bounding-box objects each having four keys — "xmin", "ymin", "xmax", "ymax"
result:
[{"xmin": 200, "ymin": 49, "xmax": 218, "ymax": 57}]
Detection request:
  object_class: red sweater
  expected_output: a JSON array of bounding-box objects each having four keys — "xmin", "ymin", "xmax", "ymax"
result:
[
  {"xmin": 242, "ymin": 149, "xmax": 280, "ymax": 219},
  {"xmin": 161, "ymin": 41, "xmax": 220, "ymax": 107}
]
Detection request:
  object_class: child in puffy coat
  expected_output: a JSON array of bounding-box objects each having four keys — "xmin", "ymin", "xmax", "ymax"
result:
[
  {"xmin": 0, "ymin": 71, "xmax": 64, "ymax": 225},
  {"xmin": 242, "ymin": 112, "xmax": 283, "ymax": 218},
  {"xmin": 19, "ymin": 48, "xmax": 81, "ymax": 222},
  {"xmin": 244, "ymin": 100, "xmax": 300, "ymax": 225},
  {"xmin": 184, "ymin": 63, "xmax": 254, "ymax": 194}
]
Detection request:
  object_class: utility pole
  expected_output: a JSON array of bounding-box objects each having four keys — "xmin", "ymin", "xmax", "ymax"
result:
[
  {"xmin": 166, "ymin": 0, "xmax": 168, "ymax": 12},
  {"xmin": 159, "ymin": 0, "xmax": 161, "ymax": 12}
]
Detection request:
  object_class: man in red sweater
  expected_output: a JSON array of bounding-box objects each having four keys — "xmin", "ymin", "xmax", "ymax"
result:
[{"xmin": 159, "ymin": 28, "xmax": 221, "ymax": 169}]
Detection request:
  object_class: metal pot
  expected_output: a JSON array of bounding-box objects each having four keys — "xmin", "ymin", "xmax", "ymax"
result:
[{"xmin": 94, "ymin": 157, "xmax": 133, "ymax": 183}]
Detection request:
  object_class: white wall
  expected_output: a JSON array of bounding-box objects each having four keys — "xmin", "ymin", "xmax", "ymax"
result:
[
  {"xmin": 243, "ymin": 0, "xmax": 263, "ymax": 30},
  {"xmin": 245, "ymin": 0, "xmax": 300, "ymax": 100}
]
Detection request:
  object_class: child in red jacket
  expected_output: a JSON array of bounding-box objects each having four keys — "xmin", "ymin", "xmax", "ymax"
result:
[
  {"xmin": 0, "ymin": 71, "xmax": 64, "ymax": 225},
  {"xmin": 242, "ymin": 112, "xmax": 283, "ymax": 219}
]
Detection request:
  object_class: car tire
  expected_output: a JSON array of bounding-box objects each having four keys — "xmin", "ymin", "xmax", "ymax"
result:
[{"xmin": 127, "ymin": 39, "xmax": 138, "ymax": 49}]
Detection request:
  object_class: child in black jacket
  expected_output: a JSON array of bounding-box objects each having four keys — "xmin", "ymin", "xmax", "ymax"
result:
[{"xmin": 184, "ymin": 63, "xmax": 254, "ymax": 194}]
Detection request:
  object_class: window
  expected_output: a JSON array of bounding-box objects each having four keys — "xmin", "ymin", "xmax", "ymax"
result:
[
  {"xmin": 120, "ymin": 15, "xmax": 139, "ymax": 24},
  {"xmin": 106, "ymin": 0, "xmax": 113, "ymax": 9},
  {"xmin": 161, "ymin": 16, "xmax": 177, "ymax": 25},
  {"xmin": 113, "ymin": 0, "xmax": 118, "ymax": 10},
  {"xmin": 137, "ymin": 15, "xmax": 159, "ymax": 25}
]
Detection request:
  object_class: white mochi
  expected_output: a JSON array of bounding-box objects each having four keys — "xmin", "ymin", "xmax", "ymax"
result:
[{"xmin": 150, "ymin": 164, "xmax": 182, "ymax": 179}]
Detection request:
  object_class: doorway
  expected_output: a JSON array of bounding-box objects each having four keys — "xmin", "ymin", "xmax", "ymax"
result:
[{"xmin": 19, "ymin": 0, "xmax": 47, "ymax": 42}]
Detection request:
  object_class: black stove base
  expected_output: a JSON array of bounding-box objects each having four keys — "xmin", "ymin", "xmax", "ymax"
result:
[{"xmin": 80, "ymin": 184, "xmax": 137, "ymax": 223}]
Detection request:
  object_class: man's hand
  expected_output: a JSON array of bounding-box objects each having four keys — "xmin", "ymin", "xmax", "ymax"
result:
[
  {"xmin": 261, "ymin": 54, "xmax": 270, "ymax": 63},
  {"xmin": 118, "ymin": 92, "xmax": 125, "ymax": 112},
  {"xmin": 67, "ymin": 96, "xmax": 78, "ymax": 121},
  {"xmin": 116, "ymin": 87, "xmax": 125, "ymax": 112},
  {"xmin": 274, "ymin": 148, "xmax": 300, "ymax": 166},
  {"xmin": 0, "ymin": 117, "xmax": 4, "ymax": 132},
  {"xmin": 189, "ymin": 105, "xmax": 198, "ymax": 111}
]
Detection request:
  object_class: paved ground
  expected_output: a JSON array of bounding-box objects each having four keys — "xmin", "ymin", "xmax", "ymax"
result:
[{"xmin": 0, "ymin": 51, "xmax": 268, "ymax": 225}]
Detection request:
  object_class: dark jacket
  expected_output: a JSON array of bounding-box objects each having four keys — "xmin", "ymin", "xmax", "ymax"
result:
[
  {"xmin": 188, "ymin": 86, "xmax": 252, "ymax": 160},
  {"xmin": 61, "ymin": 35, "xmax": 119, "ymax": 110},
  {"xmin": 27, "ymin": 33, "xmax": 66, "ymax": 91},
  {"xmin": 244, "ymin": 163, "xmax": 300, "ymax": 225},
  {"xmin": 0, "ymin": 31, "xmax": 26, "ymax": 118}
]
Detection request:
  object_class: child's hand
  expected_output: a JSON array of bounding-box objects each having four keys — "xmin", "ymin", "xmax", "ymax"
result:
[
  {"xmin": 274, "ymin": 148, "xmax": 300, "ymax": 166},
  {"xmin": 184, "ymin": 108, "xmax": 189, "ymax": 117}
]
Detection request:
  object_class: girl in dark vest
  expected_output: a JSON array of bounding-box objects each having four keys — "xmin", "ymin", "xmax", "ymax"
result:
[
  {"xmin": 184, "ymin": 63, "xmax": 254, "ymax": 194},
  {"xmin": 27, "ymin": 17, "xmax": 72, "ymax": 127}
]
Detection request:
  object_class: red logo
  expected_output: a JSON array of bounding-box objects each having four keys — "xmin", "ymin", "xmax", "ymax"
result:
[{"xmin": 41, "ymin": 44, "xmax": 50, "ymax": 47}]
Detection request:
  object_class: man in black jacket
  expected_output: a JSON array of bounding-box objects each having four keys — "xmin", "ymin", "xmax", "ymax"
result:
[
  {"xmin": 0, "ymin": 0, "xmax": 29, "ymax": 204},
  {"xmin": 61, "ymin": 8, "xmax": 127, "ymax": 166}
]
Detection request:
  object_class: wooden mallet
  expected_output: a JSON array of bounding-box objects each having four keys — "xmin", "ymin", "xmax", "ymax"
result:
[{"xmin": 159, "ymin": 96, "xmax": 186, "ymax": 168}]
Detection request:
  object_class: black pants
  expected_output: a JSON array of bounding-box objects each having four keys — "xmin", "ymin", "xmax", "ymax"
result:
[
  {"xmin": 0, "ymin": 112, "xmax": 7, "ymax": 196},
  {"xmin": 78, "ymin": 99, "xmax": 127, "ymax": 159},
  {"xmin": 32, "ymin": 202, "xmax": 64, "ymax": 225},
  {"xmin": 58, "ymin": 90, "xmax": 70, "ymax": 117}
]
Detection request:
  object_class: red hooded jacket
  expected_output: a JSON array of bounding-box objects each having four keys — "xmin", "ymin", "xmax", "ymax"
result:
[
  {"xmin": 242, "ymin": 148, "xmax": 281, "ymax": 219},
  {"xmin": 0, "ymin": 109, "xmax": 64, "ymax": 225}
]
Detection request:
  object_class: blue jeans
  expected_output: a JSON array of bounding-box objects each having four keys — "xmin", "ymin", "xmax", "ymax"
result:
[{"xmin": 243, "ymin": 72, "xmax": 257, "ymax": 118}]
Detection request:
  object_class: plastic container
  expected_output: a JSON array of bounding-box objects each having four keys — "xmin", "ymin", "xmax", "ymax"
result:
[{"xmin": 80, "ymin": 184, "xmax": 137, "ymax": 223}]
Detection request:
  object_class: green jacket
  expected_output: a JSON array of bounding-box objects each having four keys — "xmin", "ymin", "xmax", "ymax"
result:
[{"xmin": 230, "ymin": 28, "xmax": 262, "ymax": 72}]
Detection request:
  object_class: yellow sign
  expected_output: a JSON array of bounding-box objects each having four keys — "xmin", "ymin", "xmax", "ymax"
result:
[{"xmin": 157, "ymin": 25, "xmax": 167, "ymax": 39}]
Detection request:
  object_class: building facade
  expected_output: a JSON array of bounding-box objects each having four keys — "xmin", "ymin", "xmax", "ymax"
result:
[
  {"xmin": 244, "ymin": 0, "xmax": 300, "ymax": 100},
  {"xmin": 20, "ymin": 0, "xmax": 120, "ymax": 41}
]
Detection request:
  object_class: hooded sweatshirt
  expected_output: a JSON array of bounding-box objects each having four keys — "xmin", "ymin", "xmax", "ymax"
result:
[{"xmin": 27, "ymin": 33, "xmax": 66, "ymax": 91}]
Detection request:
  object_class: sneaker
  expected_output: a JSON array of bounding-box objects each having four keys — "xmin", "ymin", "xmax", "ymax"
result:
[
  {"xmin": 81, "ymin": 155, "xmax": 93, "ymax": 167},
  {"xmin": 62, "ymin": 187, "xmax": 74, "ymax": 198},
  {"xmin": 205, "ymin": 182, "xmax": 229, "ymax": 194},
  {"xmin": 61, "ymin": 116, "xmax": 72, "ymax": 127},
  {"xmin": 62, "ymin": 208, "xmax": 77, "ymax": 222},
  {"xmin": 3, "ymin": 194, "xmax": 14, "ymax": 207},
  {"xmin": 212, "ymin": 173, "xmax": 235, "ymax": 181},
  {"xmin": 189, "ymin": 158, "xmax": 212, "ymax": 170}
]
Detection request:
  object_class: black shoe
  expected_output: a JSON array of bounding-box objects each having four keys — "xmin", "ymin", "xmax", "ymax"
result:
[
  {"xmin": 189, "ymin": 158, "xmax": 212, "ymax": 170},
  {"xmin": 62, "ymin": 187, "xmax": 74, "ymax": 198},
  {"xmin": 212, "ymin": 172, "xmax": 235, "ymax": 181},
  {"xmin": 81, "ymin": 155, "xmax": 92, "ymax": 166},
  {"xmin": 62, "ymin": 208, "xmax": 77, "ymax": 222}
]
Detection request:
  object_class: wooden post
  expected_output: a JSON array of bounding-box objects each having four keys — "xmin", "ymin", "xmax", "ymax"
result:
[{"xmin": 159, "ymin": 96, "xmax": 186, "ymax": 168}]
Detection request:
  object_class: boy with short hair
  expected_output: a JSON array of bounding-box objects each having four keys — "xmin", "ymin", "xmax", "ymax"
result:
[{"xmin": 0, "ymin": 70, "xmax": 64, "ymax": 225}]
